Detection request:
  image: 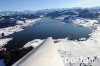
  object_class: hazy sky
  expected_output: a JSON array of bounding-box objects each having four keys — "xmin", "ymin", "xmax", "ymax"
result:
[{"xmin": 0, "ymin": 0, "xmax": 100, "ymax": 11}]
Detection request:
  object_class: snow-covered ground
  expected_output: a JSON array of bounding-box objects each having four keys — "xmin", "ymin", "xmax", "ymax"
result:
[
  {"xmin": 55, "ymin": 19, "xmax": 100, "ymax": 66},
  {"xmin": 24, "ymin": 39, "xmax": 44, "ymax": 48},
  {"xmin": 0, "ymin": 18, "xmax": 41, "ymax": 48},
  {"xmin": 74, "ymin": 18, "xmax": 99, "ymax": 27},
  {"xmin": 0, "ymin": 38, "xmax": 12, "ymax": 49}
]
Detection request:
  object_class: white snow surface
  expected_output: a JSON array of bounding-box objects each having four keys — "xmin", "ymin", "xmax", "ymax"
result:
[
  {"xmin": 54, "ymin": 20, "xmax": 100, "ymax": 66},
  {"xmin": 74, "ymin": 18, "xmax": 98, "ymax": 27},
  {"xmin": 24, "ymin": 39, "xmax": 44, "ymax": 48},
  {"xmin": 0, "ymin": 38, "xmax": 12, "ymax": 48},
  {"xmin": 12, "ymin": 37, "xmax": 64, "ymax": 66}
]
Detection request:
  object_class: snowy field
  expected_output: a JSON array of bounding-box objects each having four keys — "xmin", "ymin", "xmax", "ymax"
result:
[
  {"xmin": 56, "ymin": 19, "xmax": 100, "ymax": 66},
  {"xmin": 74, "ymin": 18, "xmax": 99, "ymax": 27}
]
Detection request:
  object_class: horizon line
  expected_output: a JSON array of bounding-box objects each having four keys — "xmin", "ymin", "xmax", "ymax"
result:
[{"xmin": 0, "ymin": 6, "xmax": 100, "ymax": 12}]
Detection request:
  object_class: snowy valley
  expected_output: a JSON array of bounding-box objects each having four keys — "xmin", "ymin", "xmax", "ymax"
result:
[{"xmin": 0, "ymin": 7, "xmax": 100, "ymax": 66}]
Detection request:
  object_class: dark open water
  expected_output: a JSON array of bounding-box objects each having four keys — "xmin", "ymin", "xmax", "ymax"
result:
[{"xmin": 5, "ymin": 18, "xmax": 92, "ymax": 50}]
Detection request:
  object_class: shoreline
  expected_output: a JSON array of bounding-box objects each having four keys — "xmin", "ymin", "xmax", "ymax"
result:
[{"xmin": 0, "ymin": 18, "xmax": 41, "ymax": 48}]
